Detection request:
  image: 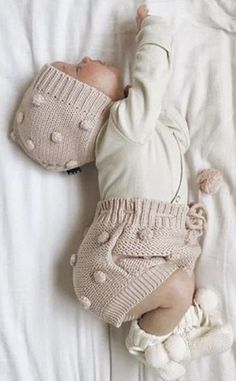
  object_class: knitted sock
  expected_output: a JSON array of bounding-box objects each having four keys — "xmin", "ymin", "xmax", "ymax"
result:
[
  {"xmin": 125, "ymin": 319, "xmax": 186, "ymax": 380},
  {"xmin": 173, "ymin": 303, "xmax": 205, "ymax": 335},
  {"xmin": 126, "ymin": 319, "xmax": 172, "ymax": 355}
]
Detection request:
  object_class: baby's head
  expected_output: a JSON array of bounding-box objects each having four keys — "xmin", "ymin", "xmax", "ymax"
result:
[
  {"xmin": 52, "ymin": 57, "xmax": 124, "ymax": 101},
  {"xmin": 11, "ymin": 58, "xmax": 124, "ymax": 172}
]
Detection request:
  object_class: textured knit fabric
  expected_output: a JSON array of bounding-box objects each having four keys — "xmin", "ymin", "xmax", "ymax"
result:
[
  {"xmin": 72, "ymin": 197, "xmax": 207, "ymax": 328},
  {"xmin": 11, "ymin": 64, "xmax": 113, "ymax": 171},
  {"xmin": 95, "ymin": 16, "xmax": 190, "ymax": 203}
]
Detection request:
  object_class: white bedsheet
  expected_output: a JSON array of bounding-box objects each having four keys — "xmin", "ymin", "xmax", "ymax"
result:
[{"xmin": 1, "ymin": 0, "xmax": 236, "ymax": 380}]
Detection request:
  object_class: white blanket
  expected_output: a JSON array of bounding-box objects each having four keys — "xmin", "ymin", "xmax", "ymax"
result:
[{"xmin": 1, "ymin": 0, "xmax": 235, "ymax": 380}]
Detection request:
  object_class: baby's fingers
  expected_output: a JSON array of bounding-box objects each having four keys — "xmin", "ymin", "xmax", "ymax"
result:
[
  {"xmin": 136, "ymin": 4, "xmax": 149, "ymax": 30},
  {"xmin": 137, "ymin": 4, "xmax": 149, "ymax": 18}
]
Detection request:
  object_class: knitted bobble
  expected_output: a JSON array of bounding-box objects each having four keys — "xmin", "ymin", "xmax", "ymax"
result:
[
  {"xmin": 70, "ymin": 253, "xmax": 77, "ymax": 267},
  {"xmin": 194, "ymin": 288, "xmax": 219, "ymax": 314},
  {"xmin": 16, "ymin": 111, "xmax": 24, "ymax": 124},
  {"xmin": 78, "ymin": 296, "xmax": 91, "ymax": 309},
  {"xmin": 164, "ymin": 334, "xmax": 187, "ymax": 362},
  {"xmin": 93, "ymin": 270, "xmax": 106, "ymax": 284},
  {"xmin": 32, "ymin": 94, "xmax": 45, "ymax": 107},
  {"xmin": 25, "ymin": 139, "xmax": 35, "ymax": 151},
  {"xmin": 145, "ymin": 343, "xmax": 169, "ymax": 368},
  {"xmin": 97, "ymin": 231, "xmax": 110, "ymax": 244},
  {"xmin": 51, "ymin": 132, "xmax": 62, "ymax": 143},
  {"xmin": 197, "ymin": 168, "xmax": 223, "ymax": 195},
  {"xmin": 79, "ymin": 120, "xmax": 91, "ymax": 130},
  {"xmin": 138, "ymin": 227, "xmax": 153, "ymax": 241}
]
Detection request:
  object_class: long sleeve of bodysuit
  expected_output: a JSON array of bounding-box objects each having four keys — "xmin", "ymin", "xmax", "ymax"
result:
[{"xmin": 109, "ymin": 15, "xmax": 173, "ymax": 143}]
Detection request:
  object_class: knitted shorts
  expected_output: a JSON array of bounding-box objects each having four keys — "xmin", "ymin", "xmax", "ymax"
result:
[{"xmin": 71, "ymin": 197, "xmax": 207, "ymax": 328}]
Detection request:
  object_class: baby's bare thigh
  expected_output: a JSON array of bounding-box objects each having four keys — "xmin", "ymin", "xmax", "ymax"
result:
[{"xmin": 126, "ymin": 269, "xmax": 195, "ymax": 320}]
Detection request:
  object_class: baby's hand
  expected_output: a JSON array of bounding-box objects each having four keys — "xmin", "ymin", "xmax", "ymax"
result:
[{"xmin": 136, "ymin": 4, "xmax": 150, "ymax": 31}]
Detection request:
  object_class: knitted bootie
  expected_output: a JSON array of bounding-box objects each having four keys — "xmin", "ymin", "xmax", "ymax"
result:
[
  {"xmin": 185, "ymin": 288, "xmax": 234, "ymax": 359},
  {"xmin": 126, "ymin": 288, "xmax": 233, "ymax": 379},
  {"xmin": 125, "ymin": 319, "xmax": 186, "ymax": 380},
  {"xmin": 127, "ymin": 294, "xmax": 205, "ymax": 368},
  {"xmin": 165, "ymin": 288, "xmax": 234, "ymax": 362}
]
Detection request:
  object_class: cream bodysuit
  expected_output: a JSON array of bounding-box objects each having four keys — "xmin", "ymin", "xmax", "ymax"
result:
[{"xmin": 95, "ymin": 16, "xmax": 190, "ymax": 204}]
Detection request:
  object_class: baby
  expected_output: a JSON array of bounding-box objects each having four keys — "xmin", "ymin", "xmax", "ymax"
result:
[{"xmin": 11, "ymin": 4, "xmax": 233, "ymax": 380}]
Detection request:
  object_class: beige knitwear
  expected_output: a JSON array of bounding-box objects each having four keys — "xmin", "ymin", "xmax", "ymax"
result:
[
  {"xmin": 71, "ymin": 198, "xmax": 207, "ymax": 328},
  {"xmin": 11, "ymin": 64, "xmax": 113, "ymax": 171}
]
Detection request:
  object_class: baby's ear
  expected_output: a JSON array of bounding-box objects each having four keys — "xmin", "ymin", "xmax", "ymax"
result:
[{"xmin": 124, "ymin": 85, "xmax": 132, "ymax": 98}]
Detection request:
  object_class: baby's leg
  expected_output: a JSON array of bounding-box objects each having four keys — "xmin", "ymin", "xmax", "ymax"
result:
[{"xmin": 127, "ymin": 269, "xmax": 195, "ymax": 336}]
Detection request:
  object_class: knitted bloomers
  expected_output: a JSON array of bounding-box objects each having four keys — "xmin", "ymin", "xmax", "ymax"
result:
[
  {"xmin": 11, "ymin": 64, "xmax": 113, "ymax": 171},
  {"xmin": 71, "ymin": 197, "xmax": 207, "ymax": 328}
]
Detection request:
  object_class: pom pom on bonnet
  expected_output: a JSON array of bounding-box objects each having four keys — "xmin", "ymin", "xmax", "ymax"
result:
[{"xmin": 10, "ymin": 63, "xmax": 113, "ymax": 171}]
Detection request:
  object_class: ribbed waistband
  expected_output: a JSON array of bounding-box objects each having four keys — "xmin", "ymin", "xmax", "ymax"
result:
[{"xmin": 93, "ymin": 197, "xmax": 190, "ymax": 230}]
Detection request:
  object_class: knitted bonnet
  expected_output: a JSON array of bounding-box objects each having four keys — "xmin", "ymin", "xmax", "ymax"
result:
[{"xmin": 11, "ymin": 64, "xmax": 113, "ymax": 171}]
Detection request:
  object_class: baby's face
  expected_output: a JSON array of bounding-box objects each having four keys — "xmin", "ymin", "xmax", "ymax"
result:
[{"xmin": 52, "ymin": 57, "xmax": 124, "ymax": 101}]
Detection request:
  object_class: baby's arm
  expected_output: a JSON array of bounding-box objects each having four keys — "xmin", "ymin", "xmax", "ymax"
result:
[{"xmin": 110, "ymin": 5, "xmax": 172, "ymax": 143}]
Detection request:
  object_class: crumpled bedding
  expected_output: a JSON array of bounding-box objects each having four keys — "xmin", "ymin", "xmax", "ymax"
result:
[{"xmin": 0, "ymin": 0, "xmax": 235, "ymax": 380}]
